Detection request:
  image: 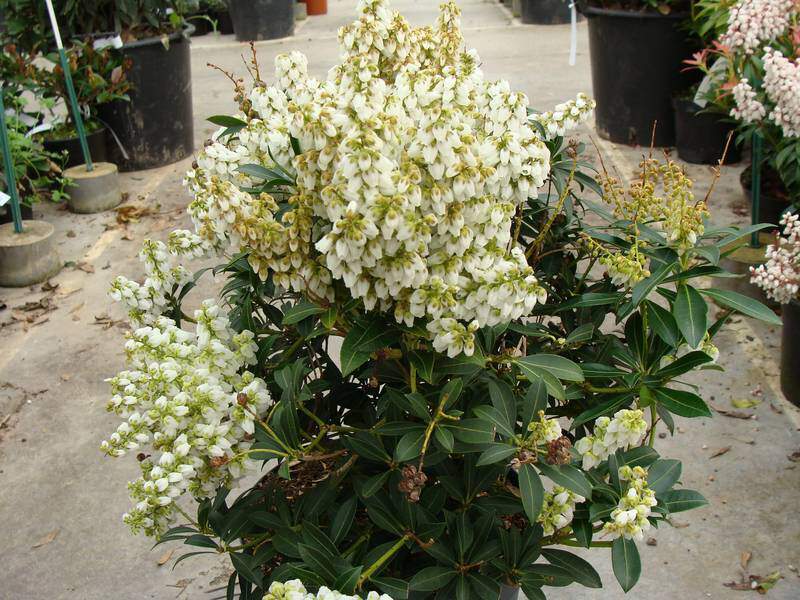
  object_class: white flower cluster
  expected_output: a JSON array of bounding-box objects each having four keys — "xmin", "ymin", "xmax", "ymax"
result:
[
  {"xmin": 762, "ymin": 48, "xmax": 800, "ymax": 138},
  {"xmin": 527, "ymin": 410, "xmax": 563, "ymax": 443},
  {"xmin": 530, "ymin": 93, "xmax": 596, "ymax": 140},
  {"xmin": 538, "ymin": 485, "xmax": 584, "ymax": 536},
  {"xmin": 265, "ymin": 580, "xmax": 393, "ymax": 600},
  {"xmin": 602, "ymin": 466, "xmax": 657, "ymax": 541},
  {"xmin": 183, "ymin": 0, "xmax": 593, "ymax": 358},
  {"xmin": 109, "ymin": 236, "xmax": 205, "ymax": 326},
  {"xmin": 730, "ymin": 79, "xmax": 767, "ymax": 125},
  {"xmin": 751, "ymin": 212, "xmax": 800, "ymax": 304},
  {"xmin": 574, "ymin": 409, "xmax": 648, "ymax": 470},
  {"xmin": 101, "ymin": 300, "xmax": 271, "ymax": 536},
  {"xmin": 721, "ymin": 0, "xmax": 796, "ymax": 54}
]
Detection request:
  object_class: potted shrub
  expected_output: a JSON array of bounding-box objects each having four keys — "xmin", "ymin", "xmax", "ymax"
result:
[
  {"xmin": 101, "ymin": 1, "xmax": 780, "ymax": 598},
  {"xmin": 578, "ymin": 0, "xmax": 698, "ymax": 146},
  {"xmin": 228, "ymin": 0, "xmax": 294, "ymax": 41},
  {"xmin": 18, "ymin": 40, "xmax": 131, "ymax": 168},
  {"xmin": 692, "ymin": 0, "xmax": 799, "ymax": 216},
  {"xmin": 0, "ymin": 111, "xmax": 71, "ymax": 224},
  {"xmin": 751, "ymin": 213, "xmax": 800, "ymax": 406},
  {"xmin": 56, "ymin": 0, "xmax": 198, "ymax": 171},
  {"xmin": 520, "ymin": 0, "xmax": 581, "ymax": 25}
]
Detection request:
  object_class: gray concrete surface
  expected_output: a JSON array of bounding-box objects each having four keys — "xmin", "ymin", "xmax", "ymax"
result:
[{"xmin": 1, "ymin": 1, "xmax": 799, "ymax": 598}]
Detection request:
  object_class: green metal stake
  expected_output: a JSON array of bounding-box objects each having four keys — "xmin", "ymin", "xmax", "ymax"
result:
[
  {"xmin": 44, "ymin": 0, "xmax": 93, "ymax": 171},
  {"xmin": 750, "ymin": 132, "xmax": 762, "ymax": 248},
  {"xmin": 0, "ymin": 84, "xmax": 24, "ymax": 233}
]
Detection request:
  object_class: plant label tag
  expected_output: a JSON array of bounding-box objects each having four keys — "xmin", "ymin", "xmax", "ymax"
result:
[
  {"xmin": 0, "ymin": 191, "xmax": 10, "ymax": 207},
  {"xmin": 94, "ymin": 35, "xmax": 123, "ymax": 50}
]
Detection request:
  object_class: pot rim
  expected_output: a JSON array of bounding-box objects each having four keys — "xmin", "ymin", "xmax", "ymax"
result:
[
  {"xmin": 578, "ymin": 2, "xmax": 689, "ymax": 19},
  {"xmin": 39, "ymin": 124, "xmax": 107, "ymax": 144},
  {"xmin": 115, "ymin": 23, "xmax": 194, "ymax": 50}
]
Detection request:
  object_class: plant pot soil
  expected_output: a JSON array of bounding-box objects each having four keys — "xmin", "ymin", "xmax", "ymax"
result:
[
  {"xmin": 673, "ymin": 98, "xmax": 741, "ymax": 165},
  {"xmin": 781, "ymin": 301, "xmax": 800, "ymax": 407},
  {"xmin": 579, "ymin": 4, "xmax": 697, "ymax": 147},
  {"xmin": 41, "ymin": 126, "xmax": 108, "ymax": 169},
  {"xmin": 520, "ymin": 0, "xmax": 582, "ymax": 25},
  {"xmin": 98, "ymin": 27, "xmax": 194, "ymax": 172},
  {"xmin": 740, "ymin": 168, "xmax": 794, "ymax": 228},
  {"xmin": 0, "ymin": 202, "xmax": 33, "ymax": 225},
  {"xmin": 228, "ymin": 0, "xmax": 294, "ymax": 41},
  {"xmin": 305, "ymin": 0, "xmax": 328, "ymax": 16}
]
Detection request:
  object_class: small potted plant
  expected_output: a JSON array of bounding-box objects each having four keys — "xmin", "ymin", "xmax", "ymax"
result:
[
  {"xmin": 0, "ymin": 110, "xmax": 71, "ymax": 224},
  {"xmin": 228, "ymin": 0, "xmax": 294, "ymax": 41},
  {"xmin": 751, "ymin": 213, "xmax": 800, "ymax": 406},
  {"xmin": 578, "ymin": 0, "xmax": 698, "ymax": 146},
  {"xmin": 57, "ymin": 0, "xmax": 198, "ymax": 171},
  {"xmin": 13, "ymin": 40, "xmax": 132, "ymax": 168},
  {"xmin": 100, "ymin": 2, "xmax": 781, "ymax": 598}
]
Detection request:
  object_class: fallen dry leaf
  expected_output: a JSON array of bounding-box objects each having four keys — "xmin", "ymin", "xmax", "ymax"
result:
[
  {"xmin": 75, "ymin": 261, "xmax": 95, "ymax": 274},
  {"xmin": 60, "ymin": 374, "xmax": 71, "ymax": 382},
  {"xmin": 32, "ymin": 529, "xmax": 59, "ymax": 548},
  {"xmin": 646, "ymin": 537, "xmax": 657, "ymax": 546},
  {"xmin": 788, "ymin": 450, "xmax": 800, "ymax": 463},
  {"xmin": 741, "ymin": 551, "xmax": 752, "ymax": 570},
  {"xmin": 157, "ymin": 548, "xmax": 174, "ymax": 566},
  {"xmin": 116, "ymin": 203, "xmax": 157, "ymax": 224},
  {"xmin": 732, "ymin": 398, "xmax": 762, "ymax": 409},
  {"xmin": 710, "ymin": 403, "xmax": 755, "ymax": 420},
  {"xmin": 710, "ymin": 446, "xmax": 732, "ymax": 459},
  {"xmin": 69, "ymin": 302, "xmax": 85, "ymax": 315}
]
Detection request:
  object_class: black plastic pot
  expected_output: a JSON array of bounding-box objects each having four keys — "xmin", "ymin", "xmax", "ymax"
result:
[
  {"xmin": 214, "ymin": 10, "xmax": 234, "ymax": 35},
  {"xmin": 229, "ymin": 0, "xmax": 294, "ymax": 42},
  {"xmin": 188, "ymin": 14, "xmax": 212, "ymax": 36},
  {"xmin": 520, "ymin": 0, "xmax": 581, "ymax": 25},
  {"xmin": 740, "ymin": 169, "xmax": 793, "ymax": 228},
  {"xmin": 580, "ymin": 4, "xmax": 696, "ymax": 147},
  {"xmin": 98, "ymin": 27, "xmax": 194, "ymax": 172},
  {"xmin": 782, "ymin": 301, "xmax": 800, "ymax": 407},
  {"xmin": 0, "ymin": 202, "xmax": 33, "ymax": 225},
  {"xmin": 673, "ymin": 99, "xmax": 741, "ymax": 165},
  {"xmin": 42, "ymin": 126, "xmax": 108, "ymax": 168}
]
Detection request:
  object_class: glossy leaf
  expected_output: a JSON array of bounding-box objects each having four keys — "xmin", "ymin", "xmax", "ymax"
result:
[{"xmin": 611, "ymin": 537, "xmax": 641, "ymax": 593}]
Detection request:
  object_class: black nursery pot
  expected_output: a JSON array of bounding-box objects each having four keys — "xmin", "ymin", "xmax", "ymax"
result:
[
  {"xmin": 214, "ymin": 10, "xmax": 234, "ymax": 35},
  {"xmin": 580, "ymin": 5, "xmax": 696, "ymax": 147},
  {"xmin": 228, "ymin": 0, "xmax": 294, "ymax": 42},
  {"xmin": 520, "ymin": 0, "xmax": 581, "ymax": 25},
  {"xmin": 782, "ymin": 301, "xmax": 800, "ymax": 407},
  {"xmin": 98, "ymin": 27, "xmax": 194, "ymax": 172},
  {"xmin": 42, "ymin": 126, "xmax": 108, "ymax": 168},
  {"xmin": 673, "ymin": 99, "xmax": 741, "ymax": 165},
  {"xmin": 740, "ymin": 169, "xmax": 794, "ymax": 228}
]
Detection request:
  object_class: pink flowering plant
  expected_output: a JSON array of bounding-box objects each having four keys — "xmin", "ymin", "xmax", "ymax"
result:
[
  {"xmin": 101, "ymin": 1, "xmax": 781, "ymax": 599},
  {"xmin": 751, "ymin": 212, "xmax": 800, "ymax": 303},
  {"xmin": 690, "ymin": 0, "xmax": 800, "ymax": 197}
]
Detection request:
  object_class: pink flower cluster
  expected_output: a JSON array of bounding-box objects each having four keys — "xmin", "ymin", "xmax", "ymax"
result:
[
  {"xmin": 751, "ymin": 213, "xmax": 800, "ymax": 304},
  {"xmin": 722, "ymin": 0, "xmax": 796, "ymax": 54},
  {"xmin": 763, "ymin": 48, "xmax": 800, "ymax": 137}
]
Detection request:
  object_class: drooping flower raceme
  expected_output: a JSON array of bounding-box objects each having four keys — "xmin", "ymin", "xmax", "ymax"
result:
[
  {"xmin": 574, "ymin": 409, "xmax": 648, "ymax": 470},
  {"xmin": 101, "ymin": 299, "xmax": 271, "ymax": 536},
  {"xmin": 602, "ymin": 466, "xmax": 657, "ymax": 541},
  {"xmin": 751, "ymin": 212, "xmax": 800, "ymax": 303},
  {"xmin": 265, "ymin": 580, "xmax": 394, "ymax": 600},
  {"xmin": 721, "ymin": 0, "xmax": 796, "ymax": 54},
  {"xmin": 183, "ymin": 0, "xmax": 593, "ymax": 357},
  {"xmin": 538, "ymin": 486, "xmax": 585, "ymax": 536},
  {"xmin": 762, "ymin": 48, "xmax": 800, "ymax": 138}
]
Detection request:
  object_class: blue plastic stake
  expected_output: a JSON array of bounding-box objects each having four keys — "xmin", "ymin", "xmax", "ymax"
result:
[
  {"xmin": 44, "ymin": 0, "xmax": 93, "ymax": 171},
  {"xmin": 0, "ymin": 84, "xmax": 24, "ymax": 233},
  {"xmin": 750, "ymin": 133, "xmax": 762, "ymax": 248}
]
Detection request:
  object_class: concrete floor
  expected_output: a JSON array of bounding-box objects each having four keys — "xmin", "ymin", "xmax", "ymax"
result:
[{"xmin": 1, "ymin": 1, "xmax": 799, "ymax": 598}]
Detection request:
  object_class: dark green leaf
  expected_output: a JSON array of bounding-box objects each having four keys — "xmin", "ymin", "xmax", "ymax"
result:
[
  {"xmin": 652, "ymin": 388, "xmax": 712, "ymax": 418},
  {"xmin": 700, "ymin": 288, "xmax": 782, "ymax": 325},
  {"xmin": 282, "ymin": 300, "xmax": 324, "ymax": 325},
  {"xmin": 476, "ymin": 443, "xmax": 517, "ymax": 467},
  {"xmin": 542, "ymin": 549, "xmax": 602, "ymax": 588},
  {"xmin": 334, "ymin": 566, "xmax": 362, "ymax": 594},
  {"xmin": 446, "ymin": 419, "xmax": 495, "ymax": 444},
  {"xmin": 330, "ymin": 497, "xmax": 357, "ymax": 544},
  {"xmin": 647, "ymin": 459, "xmax": 682, "ymax": 495},
  {"xmin": 410, "ymin": 567, "xmax": 456, "ymax": 592},
  {"xmin": 517, "ymin": 354, "xmax": 584, "ymax": 382},
  {"xmin": 208, "ymin": 114, "xmax": 247, "ymax": 127},
  {"xmin": 230, "ymin": 552, "xmax": 263, "ymax": 587},
  {"xmin": 674, "ymin": 284, "xmax": 708, "ymax": 348},
  {"xmin": 611, "ymin": 537, "xmax": 641, "ymax": 593},
  {"xmin": 537, "ymin": 463, "xmax": 593, "ymax": 499},
  {"xmin": 519, "ymin": 464, "xmax": 545, "ymax": 523},
  {"xmin": 394, "ymin": 430, "xmax": 425, "ymax": 463},
  {"xmin": 660, "ymin": 489, "xmax": 708, "ymax": 513},
  {"xmin": 656, "ymin": 351, "xmax": 713, "ymax": 379}
]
